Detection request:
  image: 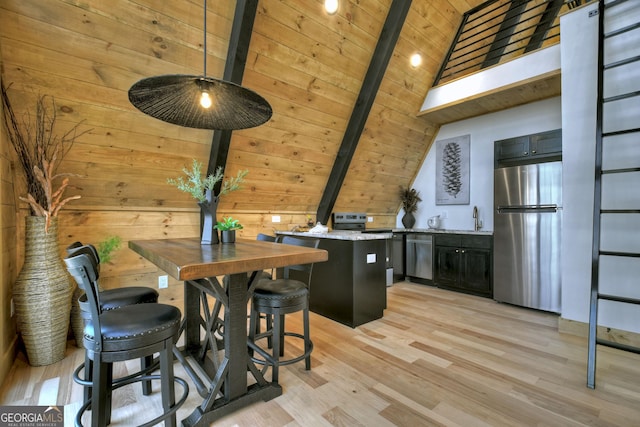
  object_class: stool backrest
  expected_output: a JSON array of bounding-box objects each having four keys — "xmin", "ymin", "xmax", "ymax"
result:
[
  {"xmin": 256, "ymin": 233, "xmax": 277, "ymax": 242},
  {"xmin": 280, "ymin": 236, "xmax": 320, "ymax": 284},
  {"xmin": 66, "ymin": 242, "xmax": 101, "ymax": 272},
  {"xmin": 64, "ymin": 253, "xmax": 104, "ymax": 349}
]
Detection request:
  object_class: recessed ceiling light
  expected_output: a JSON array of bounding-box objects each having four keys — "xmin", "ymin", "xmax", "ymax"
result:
[
  {"xmin": 325, "ymin": 0, "xmax": 338, "ymax": 15},
  {"xmin": 410, "ymin": 53, "xmax": 422, "ymax": 68}
]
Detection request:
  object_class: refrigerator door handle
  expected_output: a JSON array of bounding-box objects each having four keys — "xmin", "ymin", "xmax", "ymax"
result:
[{"xmin": 497, "ymin": 204, "xmax": 558, "ymax": 214}]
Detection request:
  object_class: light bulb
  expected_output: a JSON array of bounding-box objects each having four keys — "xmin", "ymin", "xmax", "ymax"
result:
[
  {"xmin": 200, "ymin": 91, "xmax": 212, "ymax": 109},
  {"xmin": 325, "ymin": 0, "xmax": 338, "ymax": 15},
  {"xmin": 410, "ymin": 53, "xmax": 422, "ymax": 68}
]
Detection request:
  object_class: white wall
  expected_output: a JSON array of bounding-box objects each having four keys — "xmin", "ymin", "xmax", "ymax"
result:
[{"xmin": 398, "ymin": 97, "xmax": 562, "ymax": 232}]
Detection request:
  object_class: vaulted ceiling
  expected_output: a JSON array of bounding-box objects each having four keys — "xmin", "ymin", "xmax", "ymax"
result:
[{"xmin": 1, "ymin": 0, "xmax": 518, "ymax": 224}]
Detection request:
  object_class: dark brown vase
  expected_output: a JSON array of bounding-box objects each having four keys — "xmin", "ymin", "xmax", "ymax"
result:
[{"xmin": 402, "ymin": 211, "xmax": 416, "ymax": 229}]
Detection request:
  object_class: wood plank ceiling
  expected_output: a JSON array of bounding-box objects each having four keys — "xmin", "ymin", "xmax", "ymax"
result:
[{"xmin": 0, "ymin": 0, "xmax": 486, "ymax": 229}]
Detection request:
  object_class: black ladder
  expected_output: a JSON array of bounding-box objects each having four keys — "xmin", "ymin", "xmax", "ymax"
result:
[{"xmin": 587, "ymin": 0, "xmax": 640, "ymax": 389}]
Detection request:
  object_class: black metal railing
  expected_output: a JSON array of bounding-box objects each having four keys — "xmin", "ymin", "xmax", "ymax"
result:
[{"xmin": 433, "ymin": 0, "xmax": 582, "ymax": 86}]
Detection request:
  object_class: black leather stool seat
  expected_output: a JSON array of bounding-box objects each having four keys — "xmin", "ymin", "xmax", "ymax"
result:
[
  {"xmin": 252, "ymin": 279, "xmax": 308, "ymax": 311},
  {"xmin": 83, "ymin": 304, "xmax": 181, "ymax": 352},
  {"xmin": 78, "ymin": 287, "xmax": 159, "ymax": 318},
  {"xmin": 99, "ymin": 287, "xmax": 159, "ymax": 311}
]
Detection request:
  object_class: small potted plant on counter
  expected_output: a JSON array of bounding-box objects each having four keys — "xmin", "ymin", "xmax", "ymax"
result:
[{"xmin": 216, "ymin": 216, "xmax": 243, "ymax": 243}]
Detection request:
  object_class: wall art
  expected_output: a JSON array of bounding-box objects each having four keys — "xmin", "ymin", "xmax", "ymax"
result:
[{"xmin": 435, "ymin": 134, "xmax": 470, "ymax": 205}]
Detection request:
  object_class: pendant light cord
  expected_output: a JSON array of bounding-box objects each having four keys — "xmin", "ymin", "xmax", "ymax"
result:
[{"xmin": 203, "ymin": 0, "xmax": 207, "ymax": 77}]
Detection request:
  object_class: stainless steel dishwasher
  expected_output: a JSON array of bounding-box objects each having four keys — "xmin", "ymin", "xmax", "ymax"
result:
[{"xmin": 405, "ymin": 234, "xmax": 433, "ymax": 280}]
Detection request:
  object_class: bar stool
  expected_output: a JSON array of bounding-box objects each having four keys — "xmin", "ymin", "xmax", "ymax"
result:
[
  {"xmin": 65, "ymin": 252, "xmax": 188, "ymax": 427},
  {"xmin": 66, "ymin": 243, "xmax": 159, "ymax": 405},
  {"xmin": 66, "ymin": 242, "xmax": 159, "ymax": 310},
  {"xmin": 248, "ymin": 236, "xmax": 320, "ymax": 383}
]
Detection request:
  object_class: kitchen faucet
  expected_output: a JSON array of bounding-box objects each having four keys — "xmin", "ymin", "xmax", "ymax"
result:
[{"xmin": 473, "ymin": 206, "xmax": 482, "ymax": 231}]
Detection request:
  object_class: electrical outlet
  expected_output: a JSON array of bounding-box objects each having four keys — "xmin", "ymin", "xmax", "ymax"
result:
[
  {"xmin": 272, "ymin": 215, "xmax": 281, "ymax": 223},
  {"xmin": 367, "ymin": 216, "xmax": 374, "ymax": 222},
  {"xmin": 441, "ymin": 211, "xmax": 448, "ymax": 219},
  {"xmin": 158, "ymin": 275, "xmax": 169, "ymax": 289}
]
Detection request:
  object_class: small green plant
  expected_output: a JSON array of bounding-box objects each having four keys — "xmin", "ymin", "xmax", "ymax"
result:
[
  {"xmin": 215, "ymin": 217, "xmax": 243, "ymax": 231},
  {"xmin": 167, "ymin": 159, "xmax": 248, "ymax": 202},
  {"xmin": 97, "ymin": 235, "xmax": 121, "ymax": 264}
]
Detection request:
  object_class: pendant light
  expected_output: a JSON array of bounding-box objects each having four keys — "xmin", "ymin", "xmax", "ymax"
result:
[{"xmin": 128, "ymin": 0, "xmax": 272, "ymax": 130}]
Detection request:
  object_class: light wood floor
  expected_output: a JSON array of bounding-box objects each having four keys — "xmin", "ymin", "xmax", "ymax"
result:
[{"xmin": 1, "ymin": 282, "xmax": 639, "ymax": 426}]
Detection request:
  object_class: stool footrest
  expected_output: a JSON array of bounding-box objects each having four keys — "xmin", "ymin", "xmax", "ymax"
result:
[
  {"xmin": 248, "ymin": 332, "xmax": 313, "ymax": 367},
  {"xmin": 74, "ymin": 374, "xmax": 189, "ymax": 427}
]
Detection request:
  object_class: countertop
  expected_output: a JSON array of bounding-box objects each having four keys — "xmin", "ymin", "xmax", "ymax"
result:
[
  {"xmin": 276, "ymin": 230, "xmax": 393, "ymax": 241},
  {"xmin": 276, "ymin": 228, "xmax": 492, "ymax": 241},
  {"xmin": 372, "ymin": 228, "xmax": 493, "ymax": 236}
]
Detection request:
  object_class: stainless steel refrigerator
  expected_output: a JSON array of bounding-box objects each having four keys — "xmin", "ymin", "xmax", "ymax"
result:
[{"xmin": 493, "ymin": 161, "xmax": 562, "ymax": 313}]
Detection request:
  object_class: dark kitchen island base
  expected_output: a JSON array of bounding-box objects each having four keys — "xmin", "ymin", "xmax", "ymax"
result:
[{"xmin": 278, "ymin": 232, "xmax": 388, "ymax": 328}]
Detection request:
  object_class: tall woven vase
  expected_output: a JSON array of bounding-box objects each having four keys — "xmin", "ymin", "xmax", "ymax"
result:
[{"xmin": 14, "ymin": 216, "xmax": 73, "ymax": 366}]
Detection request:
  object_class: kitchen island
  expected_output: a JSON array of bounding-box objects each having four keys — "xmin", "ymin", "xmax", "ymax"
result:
[{"xmin": 277, "ymin": 230, "xmax": 391, "ymax": 328}]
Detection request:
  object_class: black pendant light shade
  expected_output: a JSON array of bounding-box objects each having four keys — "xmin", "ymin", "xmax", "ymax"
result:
[{"xmin": 128, "ymin": 75, "xmax": 272, "ymax": 130}]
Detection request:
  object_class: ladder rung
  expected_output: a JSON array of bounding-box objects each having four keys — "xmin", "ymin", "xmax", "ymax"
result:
[
  {"xmin": 604, "ymin": 0, "xmax": 631, "ymax": 10},
  {"xmin": 603, "ymin": 91, "xmax": 640, "ymax": 103},
  {"xmin": 598, "ymin": 293, "xmax": 640, "ymax": 305},
  {"xmin": 595, "ymin": 337, "xmax": 640, "ymax": 355},
  {"xmin": 599, "ymin": 250, "xmax": 640, "ymax": 258},
  {"xmin": 601, "ymin": 167, "xmax": 640, "ymax": 174},
  {"xmin": 604, "ymin": 54, "xmax": 640, "ymax": 70},
  {"xmin": 602, "ymin": 127, "xmax": 640, "ymax": 137},
  {"xmin": 600, "ymin": 209, "xmax": 640, "ymax": 214},
  {"xmin": 604, "ymin": 21, "xmax": 640, "ymax": 39}
]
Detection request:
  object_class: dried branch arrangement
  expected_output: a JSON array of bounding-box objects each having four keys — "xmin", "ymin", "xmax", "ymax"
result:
[
  {"xmin": 400, "ymin": 187, "xmax": 422, "ymax": 213},
  {"xmin": 1, "ymin": 83, "xmax": 89, "ymax": 232}
]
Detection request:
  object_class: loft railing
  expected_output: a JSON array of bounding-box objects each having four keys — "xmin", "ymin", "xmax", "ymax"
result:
[{"xmin": 433, "ymin": 0, "xmax": 586, "ymax": 86}]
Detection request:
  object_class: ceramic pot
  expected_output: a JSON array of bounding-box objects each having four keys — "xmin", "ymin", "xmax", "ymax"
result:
[
  {"xmin": 220, "ymin": 230, "xmax": 236, "ymax": 243},
  {"xmin": 401, "ymin": 211, "xmax": 416, "ymax": 229}
]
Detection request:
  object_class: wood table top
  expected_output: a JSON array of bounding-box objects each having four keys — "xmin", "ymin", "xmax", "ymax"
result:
[{"xmin": 129, "ymin": 237, "xmax": 328, "ymax": 281}]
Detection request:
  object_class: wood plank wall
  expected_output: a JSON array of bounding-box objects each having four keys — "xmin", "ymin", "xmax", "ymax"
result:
[
  {"xmin": 0, "ymin": 48, "xmax": 19, "ymax": 384},
  {"xmin": 0, "ymin": 0, "xmax": 486, "ymax": 366}
]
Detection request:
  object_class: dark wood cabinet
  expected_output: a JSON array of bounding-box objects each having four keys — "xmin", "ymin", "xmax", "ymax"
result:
[
  {"xmin": 286, "ymin": 236, "xmax": 387, "ymax": 328},
  {"xmin": 434, "ymin": 234, "xmax": 493, "ymax": 298},
  {"xmin": 392, "ymin": 233, "xmax": 405, "ymax": 280},
  {"xmin": 495, "ymin": 129, "xmax": 562, "ymax": 167}
]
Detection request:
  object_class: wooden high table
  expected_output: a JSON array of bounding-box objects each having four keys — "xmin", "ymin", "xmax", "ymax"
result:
[{"xmin": 129, "ymin": 238, "xmax": 328, "ymax": 427}]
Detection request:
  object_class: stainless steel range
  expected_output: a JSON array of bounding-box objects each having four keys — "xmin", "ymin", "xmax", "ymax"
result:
[{"xmin": 331, "ymin": 212, "xmax": 367, "ymax": 231}]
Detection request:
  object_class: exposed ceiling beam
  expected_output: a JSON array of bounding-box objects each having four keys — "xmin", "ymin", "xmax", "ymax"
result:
[
  {"xmin": 206, "ymin": 0, "xmax": 259, "ymax": 193},
  {"xmin": 482, "ymin": 0, "xmax": 527, "ymax": 68},
  {"xmin": 524, "ymin": 0, "xmax": 564, "ymax": 53},
  {"xmin": 316, "ymin": 0, "xmax": 413, "ymax": 225}
]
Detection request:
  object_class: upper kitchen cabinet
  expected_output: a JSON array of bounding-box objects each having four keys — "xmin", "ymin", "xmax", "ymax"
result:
[{"xmin": 495, "ymin": 129, "xmax": 562, "ymax": 167}]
